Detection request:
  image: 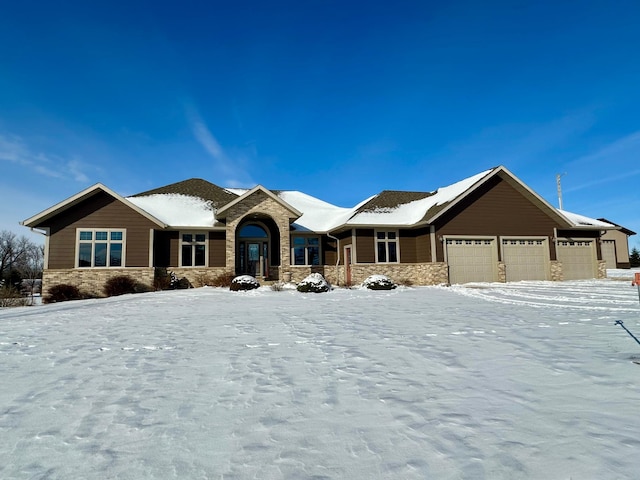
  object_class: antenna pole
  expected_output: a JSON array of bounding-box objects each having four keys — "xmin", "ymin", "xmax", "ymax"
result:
[{"xmin": 556, "ymin": 173, "xmax": 565, "ymax": 210}]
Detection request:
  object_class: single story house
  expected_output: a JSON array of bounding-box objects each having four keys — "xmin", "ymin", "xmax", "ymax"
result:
[{"xmin": 22, "ymin": 166, "xmax": 623, "ymax": 295}]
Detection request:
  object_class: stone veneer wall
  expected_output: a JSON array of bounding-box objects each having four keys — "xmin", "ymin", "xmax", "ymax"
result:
[
  {"xmin": 170, "ymin": 267, "xmax": 232, "ymax": 287},
  {"xmin": 284, "ymin": 263, "xmax": 450, "ymax": 286},
  {"xmin": 43, "ymin": 268, "xmax": 155, "ymax": 297},
  {"xmin": 550, "ymin": 261, "xmax": 563, "ymax": 281},
  {"xmin": 497, "ymin": 262, "xmax": 506, "ymax": 283},
  {"xmin": 597, "ymin": 260, "xmax": 607, "ymax": 279},
  {"xmin": 223, "ymin": 190, "xmax": 293, "ymax": 273}
]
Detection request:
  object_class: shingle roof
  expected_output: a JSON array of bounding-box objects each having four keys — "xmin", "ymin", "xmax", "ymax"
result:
[
  {"xmin": 133, "ymin": 178, "xmax": 238, "ymax": 209},
  {"xmin": 355, "ymin": 190, "xmax": 434, "ymax": 213}
]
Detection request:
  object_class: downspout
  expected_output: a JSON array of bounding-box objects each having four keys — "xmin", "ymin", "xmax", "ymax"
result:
[
  {"xmin": 327, "ymin": 231, "xmax": 340, "ymax": 286},
  {"xmin": 30, "ymin": 227, "xmax": 49, "ymax": 270}
]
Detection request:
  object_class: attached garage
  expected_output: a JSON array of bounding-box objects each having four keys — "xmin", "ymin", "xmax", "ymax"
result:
[
  {"xmin": 446, "ymin": 238, "xmax": 498, "ymax": 284},
  {"xmin": 601, "ymin": 239, "xmax": 617, "ymax": 269},
  {"xmin": 501, "ymin": 238, "xmax": 550, "ymax": 281},
  {"xmin": 556, "ymin": 239, "xmax": 598, "ymax": 280}
]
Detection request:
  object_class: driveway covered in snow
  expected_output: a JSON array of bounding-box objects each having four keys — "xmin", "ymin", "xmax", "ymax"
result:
[{"xmin": 1, "ymin": 279, "xmax": 639, "ymax": 479}]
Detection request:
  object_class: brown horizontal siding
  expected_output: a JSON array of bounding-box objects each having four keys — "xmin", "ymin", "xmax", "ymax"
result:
[
  {"xmin": 399, "ymin": 227, "xmax": 430, "ymax": 263},
  {"xmin": 323, "ymin": 236, "xmax": 338, "ymax": 266},
  {"xmin": 46, "ymin": 192, "xmax": 157, "ymax": 269},
  {"xmin": 356, "ymin": 229, "xmax": 375, "ymax": 263},
  {"xmin": 434, "ymin": 176, "xmax": 563, "ymax": 261},
  {"xmin": 210, "ymin": 232, "xmax": 226, "ymax": 267}
]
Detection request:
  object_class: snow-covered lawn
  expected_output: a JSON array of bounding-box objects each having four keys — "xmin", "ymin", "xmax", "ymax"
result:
[{"xmin": 1, "ymin": 279, "xmax": 640, "ymax": 479}]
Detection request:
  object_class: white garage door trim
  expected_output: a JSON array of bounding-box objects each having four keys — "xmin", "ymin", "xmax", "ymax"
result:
[
  {"xmin": 445, "ymin": 236, "xmax": 499, "ymax": 284},
  {"xmin": 556, "ymin": 239, "xmax": 598, "ymax": 280},
  {"xmin": 501, "ymin": 237, "xmax": 551, "ymax": 282}
]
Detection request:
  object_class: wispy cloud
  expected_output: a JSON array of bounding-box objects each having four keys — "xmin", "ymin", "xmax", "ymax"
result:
[
  {"xmin": 0, "ymin": 133, "xmax": 90, "ymax": 182},
  {"xmin": 184, "ymin": 104, "xmax": 255, "ymax": 187},
  {"xmin": 564, "ymin": 130, "xmax": 640, "ymax": 193},
  {"xmin": 442, "ymin": 111, "xmax": 596, "ymax": 167}
]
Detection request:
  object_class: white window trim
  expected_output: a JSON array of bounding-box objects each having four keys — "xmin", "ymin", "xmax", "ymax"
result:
[
  {"xmin": 179, "ymin": 231, "xmax": 209, "ymax": 267},
  {"xmin": 75, "ymin": 228, "xmax": 127, "ymax": 268},
  {"xmin": 374, "ymin": 229, "xmax": 400, "ymax": 263},
  {"xmin": 291, "ymin": 235, "xmax": 322, "ymax": 266}
]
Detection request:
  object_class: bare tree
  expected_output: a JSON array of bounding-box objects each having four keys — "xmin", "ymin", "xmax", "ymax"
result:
[
  {"xmin": 21, "ymin": 243, "xmax": 44, "ymax": 301},
  {"xmin": 0, "ymin": 230, "xmax": 44, "ymax": 305},
  {"xmin": 0, "ymin": 230, "xmax": 31, "ymax": 285}
]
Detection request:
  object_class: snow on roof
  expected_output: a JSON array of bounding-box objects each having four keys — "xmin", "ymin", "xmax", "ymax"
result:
[
  {"xmin": 559, "ymin": 210, "xmax": 617, "ymax": 229},
  {"xmin": 347, "ymin": 169, "xmax": 494, "ymax": 226},
  {"xmin": 224, "ymin": 188, "xmax": 247, "ymax": 196},
  {"xmin": 127, "ymin": 194, "xmax": 215, "ymax": 227},
  {"xmin": 277, "ymin": 191, "xmax": 356, "ymax": 232}
]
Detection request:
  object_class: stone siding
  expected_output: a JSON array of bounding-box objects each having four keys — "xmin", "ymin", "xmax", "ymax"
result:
[
  {"xmin": 43, "ymin": 268, "xmax": 155, "ymax": 297},
  {"xmin": 597, "ymin": 260, "xmax": 607, "ymax": 279},
  {"xmin": 224, "ymin": 190, "xmax": 293, "ymax": 272},
  {"xmin": 550, "ymin": 261, "xmax": 563, "ymax": 281},
  {"xmin": 285, "ymin": 263, "xmax": 450, "ymax": 287},
  {"xmin": 170, "ymin": 267, "xmax": 232, "ymax": 287}
]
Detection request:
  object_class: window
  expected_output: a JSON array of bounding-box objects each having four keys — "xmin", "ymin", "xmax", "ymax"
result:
[
  {"xmin": 376, "ymin": 231, "xmax": 398, "ymax": 263},
  {"xmin": 292, "ymin": 236, "xmax": 320, "ymax": 266},
  {"xmin": 77, "ymin": 229, "xmax": 125, "ymax": 268},
  {"xmin": 181, "ymin": 232, "xmax": 207, "ymax": 267}
]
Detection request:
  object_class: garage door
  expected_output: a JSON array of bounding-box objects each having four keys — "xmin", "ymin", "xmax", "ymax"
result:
[
  {"xmin": 502, "ymin": 239, "xmax": 550, "ymax": 281},
  {"xmin": 446, "ymin": 238, "xmax": 498, "ymax": 284},
  {"xmin": 601, "ymin": 240, "xmax": 617, "ymax": 269},
  {"xmin": 557, "ymin": 239, "xmax": 598, "ymax": 280}
]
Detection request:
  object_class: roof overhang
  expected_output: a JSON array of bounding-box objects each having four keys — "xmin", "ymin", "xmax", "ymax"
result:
[{"xmin": 21, "ymin": 183, "xmax": 168, "ymax": 229}]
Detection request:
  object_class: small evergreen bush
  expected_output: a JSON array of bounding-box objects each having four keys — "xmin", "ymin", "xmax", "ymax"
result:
[
  {"xmin": 210, "ymin": 272, "xmax": 236, "ymax": 288},
  {"xmin": 230, "ymin": 275, "xmax": 260, "ymax": 291},
  {"xmin": 44, "ymin": 284, "xmax": 83, "ymax": 303},
  {"xmin": 103, "ymin": 275, "xmax": 138, "ymax": 297},
  {"xmin": 362, "ymin": 274, "xmax": 397, "ymax": 290},
  {"xmin": 174, "ymin": 277, "xmax": 192, "ymax": 289},
  {"xmin": 154, "ymin": 268, "xmax": 172, "ymax": 291},
  {"xmin": 297, "ymin": 273, "xmax": 330, "ymax": 293}
]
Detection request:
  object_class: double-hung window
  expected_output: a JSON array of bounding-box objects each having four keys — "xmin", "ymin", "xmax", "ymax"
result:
[
  {"xmin": 376, "ymin": 230, "xmax": 398, "ymax": 263},
  {"xmin": 77, "ymin": 229, "xmax": 125, "ymax": 268},
  {"xmin": 181, "ymin": 232, "xmax": 207, "ymax": 267},
  {"xmin": 292, "ymin": 236, "xmax": 320, "ymax": 266}
]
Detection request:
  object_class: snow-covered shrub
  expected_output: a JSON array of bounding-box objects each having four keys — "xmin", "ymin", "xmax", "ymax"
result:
[
  {"xmin": 230, "ymin": 275, "xmax": 260, "ymax": 291},
  {"xmin": 44, "ymin": 284, "xmax": 84, "ymax": 303},
  {"xmin": 173, "ymin": 276, "xmax": 192, "ymax": 289},
  {"xmin": 297, "ymin": 273, "xmax": 330, "ymax": 293},
  {"xmin": 362, "ymin": 274, "xmax": 397, "ymax": 290}
]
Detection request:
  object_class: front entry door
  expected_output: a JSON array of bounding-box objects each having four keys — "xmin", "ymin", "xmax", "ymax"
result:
[
  {"xmin": 248, "ymin": 243, "xmax": 260, "ymax": 276},
  {"xmin": 240, "ymin": 241, "xmax": 269, "ymax": 277}
]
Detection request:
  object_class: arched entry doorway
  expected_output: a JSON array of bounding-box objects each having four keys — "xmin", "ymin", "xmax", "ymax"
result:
[{"xmin": 237, "ymin": 222, "xmax": 270, "ymax": 277}]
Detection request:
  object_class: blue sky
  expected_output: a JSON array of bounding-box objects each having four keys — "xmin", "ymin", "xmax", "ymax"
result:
[{"xmin": 2, "ymin": 1, "xmax": 639, "ymax": 248}]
